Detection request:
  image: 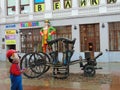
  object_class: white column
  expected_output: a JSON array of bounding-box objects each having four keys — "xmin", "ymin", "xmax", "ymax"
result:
[
  {"xmin": 15, "ymin": 0, "xmax": 20, "ymax": 21},
  {"xmin": 87, "ymin": 0, "xmax": 91, "ymax": 6},
  {"xmin": 45, "ymin": 0, "xmax": 52, "ymax": 11},
  {"xmin": 44, "ymin": 0, "xmax": 52, "ymax": 18},
  {"xmin": 60, "ymin": 0, "xmax": 64, "ymax": 9},
  {"xmin": 100, "ymin": 22, "xmax": 109, "ymax": 52},
  {"xmin": 72, "ymin": 0, "xmax": 78, "ymax": 15},
  {"xmin": 1, "ymin": 0, "xmax": 7, "ymax": 16},
  {"xmin": 72, "ymin": 0, "xmax": 78, "ymax": 8},
  {"xmin": 0, "ymin": 0, "xmax": 6, "ymax": 22},
  {"xmin": 71, "ymin": 24, "xmax": 81, "ymax": 61},
  {"xmin": 100, "ymin": 0, "xmax": 106, "ymax": 4},
  {"xmin": 117, "ymin": 0, "xmax": 120, "ymax": 3},
  {"xmin": 99, "ymin": 0, "xmax": 107, "ymax": 13},
  {"xmin": 99, "ymin": 22, "xmax": 109, "ymax": 62},
  {"xmin": 72, "ymin": 24, "xmax": 80, "ymax": 53},
  {"xmin": 29, "ymin": 0, "xmax": 34, "ymax": 20},
  {"xmin": 15, "ymin": 0, "xmax": 20, "ymax": 15},
  {"xmin": 30, "ymin": 0, "xmax": 34, "ymax": 13},
  {"xmin": 16, "ymin": 30, "xmax": 20, "ymax": 51}
]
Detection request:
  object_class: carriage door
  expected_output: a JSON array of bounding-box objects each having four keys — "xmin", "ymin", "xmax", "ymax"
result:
[{"xmin": 80, "ymin": 24, "xmax": 100, "ymax": 58}]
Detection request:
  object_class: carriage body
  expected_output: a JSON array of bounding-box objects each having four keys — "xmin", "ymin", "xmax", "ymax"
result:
[{"xmin": 20, "ymin": 38, "xmax": 102, "ymax": 79}]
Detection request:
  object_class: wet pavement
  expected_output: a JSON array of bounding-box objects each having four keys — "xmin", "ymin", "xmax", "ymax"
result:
[{"xmin": 0, "ymin": 61, "xmax": 120, "ymax": 90}]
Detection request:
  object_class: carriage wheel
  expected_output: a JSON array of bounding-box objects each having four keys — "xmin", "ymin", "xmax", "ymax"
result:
[
  {"xmin": 39, "ymin": 52, "xmax": 50, "ymax": 72},
  {"xmin": 84, "ymin": 65, "xmax": 96, "ymax": 77},
  {"xmin": 28, "ymin": 52, "xmax": 46, "ymax": 75},
  {"xmin": 20, "ymin": 53, "xmax": 46, "ymax": 78},
  {"xmin": 29, "ymin": 52, "xmax": 50, "ymax": 74}
]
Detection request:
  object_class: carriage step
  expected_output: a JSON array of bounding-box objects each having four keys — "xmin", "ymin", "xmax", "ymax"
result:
[
  {"xmin": 52, "ymin": 66, "xmax": 68, "ymax": 69},
  {"xmin": 56, "ymin": 69, "xmax": 68, "ymax": 71},
  {"xmin": 53, "ymin": 69, "xmax": 68, "ymax": 72},
  {"xmin": 53, "ymin": 68, "xmax": 69, "ymax": 75},
  {"xmin": 53, "ymin": 71, "xmax": 68, "ymax": 74}
]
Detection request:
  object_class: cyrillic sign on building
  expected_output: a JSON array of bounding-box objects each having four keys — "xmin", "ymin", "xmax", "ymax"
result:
[
  {"xmin": 34, "ymin": 0, "xmax": 45, "ymax": 12},
  {"xmin": 5, "ymin": 30, "xmax": 16, "ymax": 45}
]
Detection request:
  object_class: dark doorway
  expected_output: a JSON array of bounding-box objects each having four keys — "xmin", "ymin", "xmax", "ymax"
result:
[{"xmin": 7, "ymin": 45, "xmax": 16, "ymax": 50}]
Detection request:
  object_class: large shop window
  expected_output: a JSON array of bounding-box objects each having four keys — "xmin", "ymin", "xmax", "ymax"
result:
[
  {"xmin": 80, "ymin": 24, "xmax": 100, "ymax": 52},
  {"xmin": 55, "ymin": 25, "xmax": 72, "ymax": 52},
  {"xmin": 34, "ymin": 0, "xmax": 45, "ymax": 12},
  {"xmin": 53, "ymin": 0, "xmax": 60, "ymax": 10},
  {"xmin": 20, "ymin": 0, "xmax": 30, "ymax": 14},
  {"xmin": 109, "ymin": 22, "xmax": 120, "ymax": 51},
  {"xmin": 7, "ymin": 0, "xmax": 16, "ymax": 15},
  {"xmin": 20, "ymin": 28, "xmax": 41, "ymax": 53}
]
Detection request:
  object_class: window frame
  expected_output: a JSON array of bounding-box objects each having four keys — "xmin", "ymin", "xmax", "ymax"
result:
[
  {"xmin": 20, "ymin": 28, "xmax": 41, "ymax": 53},
  {"xmin": 109, "ymin": 22, "xmax": 120, "ymax": 51},
  {"xmin": 7, "ymin": 0, "xmax": 16, "ymax": 15},
  {"xmin": 80, "ymin": 24, "xmax": 100, "ymax": 52},
  {"xmin": 20, "ymin": 0, "xmax": 30, "ymax": 14},
  {"xmin": 55, "ymin": 25, "xmax": 72, "ymax": 52}
]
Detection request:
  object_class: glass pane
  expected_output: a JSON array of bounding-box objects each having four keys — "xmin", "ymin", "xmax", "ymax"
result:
[
  {"xmin": 21, "ymin": 6, "xmax": 30, "ymax": 14},
  {"xmin": 118, "ymin": 32, "xmax": 120, "ymax": 50},
  {"xmin": 109, "ymin": 22, "xmax": 120, "ymax": 51},
  {"xmin": 8, "ymin": 0, "xmax": 16, "ymax": 6},
  {"xmin": 8, "ymin": 8, "xmax": 15, "ymax": 15},
  {"xmin": 55, "ymin": 26, "xmax": 72, "ymax": 52},
  {"xmin": 7, "ymin": 0, "xmax": 16, "ymax": 15},
  {"xmin": 80, "ymin": 24, "xmax": 100, "ymax": 52},
  {"xmin": 21, "ymin": 0, "xmax": 29, "ymax": 5}
]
